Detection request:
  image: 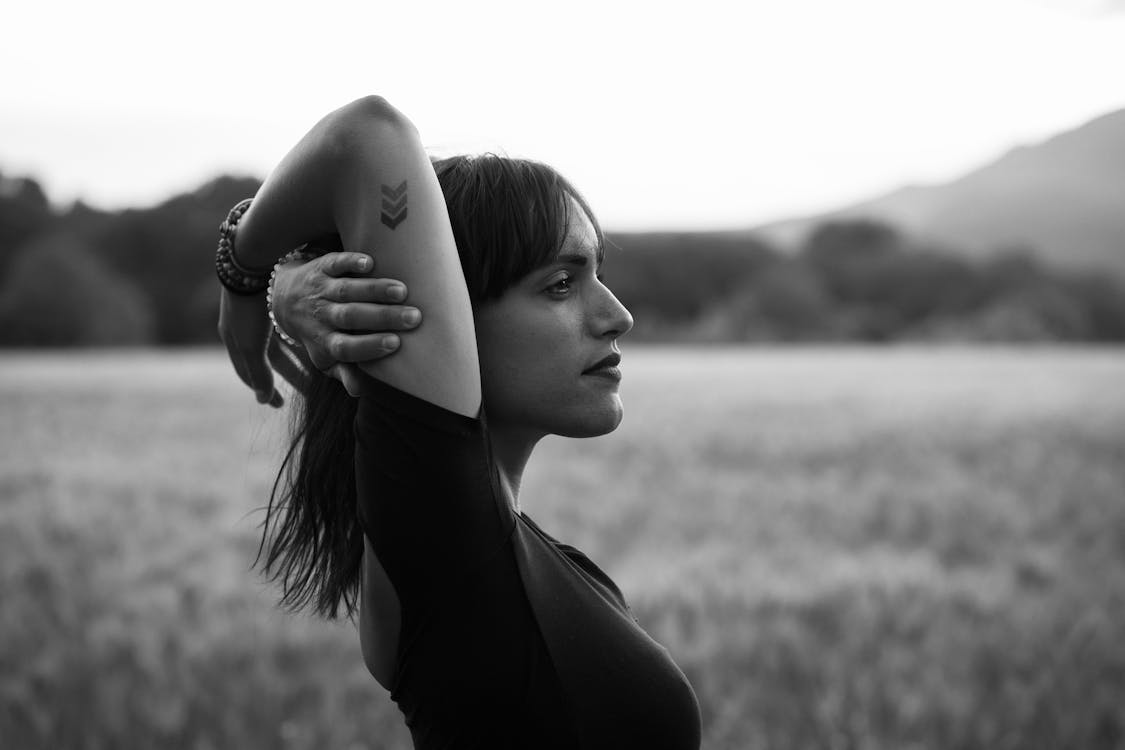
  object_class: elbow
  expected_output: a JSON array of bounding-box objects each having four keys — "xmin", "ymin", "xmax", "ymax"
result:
[
  {"xmin": 343, "ymin": 95, "xmax": 399, "ymax": 125},
  {"xmin": 328, "ymin": 96, "xmax": 417, "ymax": 157},
  {"xmin": 350, "ymin": 95, "xmax": 396, "ymax": 119}
]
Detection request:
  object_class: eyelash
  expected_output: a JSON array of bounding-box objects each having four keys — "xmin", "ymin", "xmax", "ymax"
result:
[
  {"xmin": 546, "ymin": 273, "xmax": 606, "ymax": 297},
  {"xmin": 546, "ymin": 276, "xmax": 573, "ymax": 296}
]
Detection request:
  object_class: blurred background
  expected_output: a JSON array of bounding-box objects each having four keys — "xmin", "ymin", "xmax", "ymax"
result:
[{"xmin": 2, "ymin": 1, "xmax": 1123, "ymax": 748}]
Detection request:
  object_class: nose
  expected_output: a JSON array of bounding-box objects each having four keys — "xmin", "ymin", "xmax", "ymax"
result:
[{"xmin": 591, "ymin": 281, "xmax": 634, "ymax": 339}]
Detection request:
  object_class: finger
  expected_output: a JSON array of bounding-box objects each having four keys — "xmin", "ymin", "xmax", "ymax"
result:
[
  {"xmin": 372, "ymin": 278, "xmax": 408, "ymax": 303},
  {"xmin": 336, "ymin": 364, "xmax": 369, "ymax": 398},
  {"xmin": 219, "ymin": 325, "xmax": 261, "ymax": 393},
  {"xmin": 323, "ymin": 302, "xmax": 421, "ymax": 332},
  {"xmin": 323, "ymin": 277, "xmax": 408, "ymax": 304},
  {"xmin": 247, "ymin": 353, "xmax": 279, "ymax": 406},
  {"xmin": 221, "ymin": 341, "xmax": 255, "ymax": 391},
  {"xmin": 246, "ymin": 335, "xmax": 286, "ymax": 407},
  {"xmin": 319, "ymin": 363, "xmax": 354, "ymax": 395},
  {"xmin": 318, "ymin": 252, "xmax": 374, "ymax": 277},
  {"xmin": 227, "ymin": 336, "xmax": 277, "ymax": 405},
  {"xmin": 323, "ymin": 332, "xmax": 401, "ymax": 363},
  {"xmin": 322, "ymin": 364, "xmax": 371, "ymax": 399}
]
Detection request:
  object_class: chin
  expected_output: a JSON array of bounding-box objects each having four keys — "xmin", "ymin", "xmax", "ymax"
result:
[{"xmin": 556, "ymin": 400, "xmax": 624, "ymax": 438}]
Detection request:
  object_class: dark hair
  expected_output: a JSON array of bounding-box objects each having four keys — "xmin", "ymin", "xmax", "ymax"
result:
[{"xmin": 253, "ymin": 154, "xmax": 604, "ymax": 620}]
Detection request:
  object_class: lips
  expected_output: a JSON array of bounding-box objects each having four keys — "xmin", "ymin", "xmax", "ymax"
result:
[{"xmin": 582, "ymin": 352, "xmax": 622, "ymax": 374}]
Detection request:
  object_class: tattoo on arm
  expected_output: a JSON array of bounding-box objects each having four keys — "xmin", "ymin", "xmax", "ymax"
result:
[{"xmin": 380, "ymin": 180, "xmax": 408, "ymax": 230}]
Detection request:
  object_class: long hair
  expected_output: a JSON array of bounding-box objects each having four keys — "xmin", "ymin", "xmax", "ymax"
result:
[{"xmin": 253, "ymin": 154, "xmax": 604, "ymax": 620}]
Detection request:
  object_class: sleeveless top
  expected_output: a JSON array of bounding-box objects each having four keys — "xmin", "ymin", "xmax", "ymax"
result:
[{"xmin": 354, "ymin": 376, "xmax": 701, "ymax": 749}]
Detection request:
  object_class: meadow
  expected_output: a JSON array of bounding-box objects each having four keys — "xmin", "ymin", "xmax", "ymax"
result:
[{"xmin": 1, "ymin": 346, "xmax": 1123, "ymax": 750}]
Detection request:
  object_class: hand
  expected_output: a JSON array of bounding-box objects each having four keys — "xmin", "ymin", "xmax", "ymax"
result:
[
  {"xmin": 218, "ymin": 287, "xmax": 287, "ymax": 407},
  {"xmin": 271, "ymin": 251, "xmax": 422, "ymax": 395}
]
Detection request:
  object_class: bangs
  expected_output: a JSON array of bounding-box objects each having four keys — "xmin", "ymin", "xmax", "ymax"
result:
[{"xmin": 433, "ymin": 154, "xmax": 603, "ymax": 302}]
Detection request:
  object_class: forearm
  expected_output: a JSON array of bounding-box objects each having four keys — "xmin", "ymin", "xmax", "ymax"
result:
[
  {"xmin": 217, "ymin": 97, "xmax": 430, "ymax": 405},
  {"xmin": 233, "ymin": 96, "xmax": 411, "ymax": 269}
]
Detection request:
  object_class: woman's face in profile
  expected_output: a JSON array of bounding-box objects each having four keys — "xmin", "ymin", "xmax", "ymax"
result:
[{"xmin": 474, "ymin": 210, "xmax": 634, "ymax": 440}]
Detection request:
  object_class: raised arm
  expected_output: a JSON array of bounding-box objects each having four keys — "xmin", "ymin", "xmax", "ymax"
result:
[{"xmin": 234, "ymin": 96, "xmax": 480, "ymax": 417}]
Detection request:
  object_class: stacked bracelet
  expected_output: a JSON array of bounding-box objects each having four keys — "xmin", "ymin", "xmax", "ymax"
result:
[
  {"xmin": 215, "ymin": 198, "xmax": 272, "ymax": 295},
  {"xmin": 267, "ymin": 246, "xmax": 321, "ymax": 346}
]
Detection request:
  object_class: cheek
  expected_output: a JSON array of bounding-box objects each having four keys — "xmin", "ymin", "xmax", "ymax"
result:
[
  {"xmin": 481, "ymin": 316, "xmax": 567, "ymax": 387},
  {"xmin": 477, "ymin": 310, "xmax": 580, "ymax": 410}
]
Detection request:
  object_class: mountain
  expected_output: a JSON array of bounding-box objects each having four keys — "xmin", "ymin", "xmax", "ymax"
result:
[{"xmin": 755, "ymin": 110, "xmax": 1125, "ymax": 277}]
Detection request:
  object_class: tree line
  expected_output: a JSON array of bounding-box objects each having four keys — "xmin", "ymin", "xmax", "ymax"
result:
[{"xmin": 1, "ymin": 169, "xmax": 1122, "ymax": 346}]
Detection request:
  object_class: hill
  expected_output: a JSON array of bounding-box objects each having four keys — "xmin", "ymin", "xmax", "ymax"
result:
[{"xmin": 756, "ymin": 110, "xmax": 1125, "ymax": 277}]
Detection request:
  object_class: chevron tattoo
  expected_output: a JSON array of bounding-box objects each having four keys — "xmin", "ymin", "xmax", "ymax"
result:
[{"xmin": 380, "ymin": 180, "xmax": 408, "ymax": 230}]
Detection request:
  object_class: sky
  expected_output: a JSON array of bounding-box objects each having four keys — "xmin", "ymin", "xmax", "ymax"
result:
[{"xmin": 3, "ymin": 0, "xmax": 1124, "ymax": 230}]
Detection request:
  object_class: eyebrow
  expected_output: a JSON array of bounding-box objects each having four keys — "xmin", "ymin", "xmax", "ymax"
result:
[
  {"xmin": 556, "ymin": 253, "xmax": 588, "ymax": 267},
  {"xmin": 555, "ymin": 252, "xmax": 602, "ymax": 269}
]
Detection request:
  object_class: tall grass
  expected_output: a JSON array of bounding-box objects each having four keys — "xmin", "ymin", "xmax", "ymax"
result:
[{"xmin": 1, "ymin": 347, "xmax": 1123, "ymax": 749}]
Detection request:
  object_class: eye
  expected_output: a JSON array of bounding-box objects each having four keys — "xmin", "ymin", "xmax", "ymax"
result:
[{"xmin": 546, "ymin": 274, "xmax": 573, "ymax": 296}]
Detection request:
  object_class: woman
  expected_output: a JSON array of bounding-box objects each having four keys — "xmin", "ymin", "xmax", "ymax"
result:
[{"xmin": 217, "ymin": 96, "xmax": 701, "ymax": 749}]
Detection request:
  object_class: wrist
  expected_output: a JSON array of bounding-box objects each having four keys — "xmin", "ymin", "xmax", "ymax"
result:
[
  {"xmin": 269, "ymin": 265, "xmax": 299, "ymax": 342},
  {"xmin": 268, "ymin": 251, "xmax": 318, "ymax": 346},
  {"xmin": 228, "ymin": 203, "xmax": 277, "ymax": 272},
  {"xmin": 218, "ymin": 285, "xmax": 272, "ymax": 348},
  {"xmin": 215, "ymin": 199, "xmax": 271, "ymax": 295}
]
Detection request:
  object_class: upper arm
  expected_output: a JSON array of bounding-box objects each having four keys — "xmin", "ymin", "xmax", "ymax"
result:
[
  {"xmin": 359, "ymin": 536, "xmax": 400, "ymax": 690},
  {"xmin": 330, "ymin": 98, "xmax": 480, "ymax": 418}
]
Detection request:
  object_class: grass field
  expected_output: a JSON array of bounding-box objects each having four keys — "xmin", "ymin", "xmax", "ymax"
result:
[{"xmin": 1, "ymin": 346, "xmax": 1123, "ymax": 750}]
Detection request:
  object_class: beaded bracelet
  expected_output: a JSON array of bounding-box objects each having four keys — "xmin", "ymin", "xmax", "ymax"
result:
[
  {"xmin": 267, "ymin": 246, "xmax": 321, "ymax": 346},
  {"xmin": 215, "ymin": 198, "xmax": 273, "ymax": 295}
]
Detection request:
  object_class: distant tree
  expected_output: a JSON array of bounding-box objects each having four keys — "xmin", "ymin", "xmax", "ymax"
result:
[
  {"xmin": 0, "ymin": 233, "xmax": 155, "ymax": 346},
  {"xmin": 801, "ymin": 219, "xmax": 903, "ymax": 302},
  {"xmin": 1063, "ymin": 273, "xmax": 1125, "ymax": 340},
  {"xmin": 0, "ymin": 172, "xmax": 55, "ymax": 282},
  {"xmin": 86, "ymin": 176, "xmax": 262, "ymax": 343},
  {"xmin": 1002, "ymin": 284, "xmax": 1092, "ymax": 339},
  {"xmin": 707, "ymin": 261, "xmax": 836, "ymax": 341},
  {"xmin": 606, "ymin": 231, "xmax": 781, "ymax": 325},
  {"xmin": 911, "ymin": 283, "xmax": 1093, "ymax": 342},
  {"xmin": 57, "ymin": 200, "xmax": 113, "ymax": 241},
  {"xmin": 187, "ymin": 279, "xmax": 221, "ymax": 343},
  {"xmin": 3, "ymin": 166, "xmax": 1118, "ymax": 347},
  {"xmin": 973, "ymin": 246, "xmax": 1052, "ymax": 299},
  {"xmin": 935, "ymin": 247, "xmax": 1125, "ymax": 341},
  {"xmin": 865, "ymin": 249, "xmax": 979, "ymax": 321}
]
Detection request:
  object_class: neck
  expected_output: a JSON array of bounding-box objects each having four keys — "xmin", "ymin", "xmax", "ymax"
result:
[{"xmin": 486, "ymin": 423, "xmax": 542, "ymax": 512}]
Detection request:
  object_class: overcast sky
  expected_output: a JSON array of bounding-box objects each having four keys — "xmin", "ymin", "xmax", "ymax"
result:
[{"xmin": 3, "ymin": 0, "xmax": 1124, "ymax": 229}]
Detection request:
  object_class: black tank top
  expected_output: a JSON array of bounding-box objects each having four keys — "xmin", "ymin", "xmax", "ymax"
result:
[{"xmin": 354, "ymin": 376, "xmax": 701, "ymax": 749}]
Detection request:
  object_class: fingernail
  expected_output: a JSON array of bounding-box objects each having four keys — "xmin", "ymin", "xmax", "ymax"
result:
[
  {"xmin": 383, "ymin": 334, "xmax": 400, "ymax": 350},
  {"xmin": 402, "ymin": 309, "xmax": 420, "ymax": 326},
  {"xmin": 358, "ymin": 255, "xmax": 371, "ymax": 271},
  {"xmin": 255, "ymin": 391, "xmax": 268, "ymax": 404},
  {"xmin": 388, "ymin": 285, "xmax": 406, "ymax": 301}
]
